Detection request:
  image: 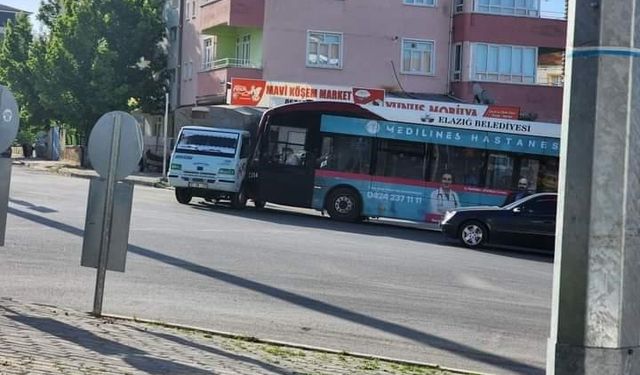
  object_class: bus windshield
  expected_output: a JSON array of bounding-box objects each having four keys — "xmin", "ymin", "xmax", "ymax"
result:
[{"xmin": 176, "ymin": 129, "xmax": 239, "ymax": 158}]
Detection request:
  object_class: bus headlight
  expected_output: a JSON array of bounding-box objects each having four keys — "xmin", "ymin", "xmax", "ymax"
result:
[
  {"xmin": 218, "ymin": 168, "xmax": 235, "ymax": 175},
  {"xmin": 442, "ymin": 211, "xmax": 456, "ymax": 224}
]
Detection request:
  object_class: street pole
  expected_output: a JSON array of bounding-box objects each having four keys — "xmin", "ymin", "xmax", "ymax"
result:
[
  {"xmin": 92, "ymin": 113, "xmax": 122, "ymax": 316},
  {"xmin": 548, "ymin": 0, "xmax": 640, "ymax": 374},
  {"xmin": 162, "ymin": 92, "xmax": 169, "ymax": 180}
]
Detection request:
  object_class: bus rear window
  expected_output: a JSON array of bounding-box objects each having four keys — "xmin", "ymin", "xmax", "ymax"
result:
[{"xmin": 176, "ymin": 130, "xmax": 239, "ymax": 158}]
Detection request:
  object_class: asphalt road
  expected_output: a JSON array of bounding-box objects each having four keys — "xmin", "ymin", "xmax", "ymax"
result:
[{"xmin": 1, "ymin": 167, "xmax": 554, "ymax": 375}]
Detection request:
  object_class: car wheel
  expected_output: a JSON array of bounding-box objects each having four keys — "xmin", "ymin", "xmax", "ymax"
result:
[
  {"xmin": 326, "ymin": 187, "xmax": 362, "ymax": 222},
  {"xmin": 459, "ymin": 220, "xmax": 488, "ymax": 248},
  {"xmin": 231, "ymin": 189, "xmax": 248, "ymax": 209},
  {"xmin": 175, "ymin": 188, "xmax": 192, "ymax": 205}
]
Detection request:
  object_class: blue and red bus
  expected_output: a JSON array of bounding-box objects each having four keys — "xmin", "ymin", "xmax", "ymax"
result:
[{"xmin": 246, "ymin": 101, "xmax": 560, "ymax": 224}]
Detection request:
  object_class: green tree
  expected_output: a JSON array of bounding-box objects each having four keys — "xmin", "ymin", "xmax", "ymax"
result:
[
  {"xmin": 0, "ymin": 14, "xmax": 49, "ymax": 139},
  {"xmin": 36, "ymin": 0, "xmax": 168, "ymax": 141}
]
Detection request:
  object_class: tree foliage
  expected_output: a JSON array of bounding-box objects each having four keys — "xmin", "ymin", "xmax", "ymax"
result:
[
  {"xmin": 0, "ymin": 0, "xmax": 168, "ymax": 141},
  {"xmin": 0, "ymin": 13, "xmax": 48, "ymax": 135}
]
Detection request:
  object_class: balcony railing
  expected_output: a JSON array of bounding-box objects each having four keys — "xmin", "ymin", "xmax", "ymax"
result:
[{"xmin": 202, "ymin": 58, "xmax": 261, "ymax": 71}]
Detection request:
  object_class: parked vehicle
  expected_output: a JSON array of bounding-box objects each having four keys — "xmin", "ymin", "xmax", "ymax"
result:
[
  {"xmin": 246, "ymin": 101, "xmax": 560, "ymax": 224},
  {"xmin": 168, "ymin": 126, "xmax": 253, "ymax": 208},
  {"xmin": 440, "ymin": 193, "xmax": 557, "ymax": 250}
]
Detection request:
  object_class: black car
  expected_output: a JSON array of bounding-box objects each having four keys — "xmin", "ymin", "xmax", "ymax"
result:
[{"xmin": 440, "ymin": 193, "xmax": 557, "ymax": 250}]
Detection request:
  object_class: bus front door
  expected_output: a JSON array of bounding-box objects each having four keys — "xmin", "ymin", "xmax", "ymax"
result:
[{"xmin": 257, "ymin": 125, "xmax": 315, "ymax": 208}]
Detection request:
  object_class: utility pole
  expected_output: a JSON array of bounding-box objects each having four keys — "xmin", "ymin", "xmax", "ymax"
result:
[{"xmin": 548, "ymin": 0, "xmax": 640, "ymax": 374}]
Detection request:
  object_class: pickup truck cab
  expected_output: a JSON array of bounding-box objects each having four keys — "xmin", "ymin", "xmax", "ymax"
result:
[{"xmin": 168, "ymin": 126, "xmax": 251, "ymax": 208}]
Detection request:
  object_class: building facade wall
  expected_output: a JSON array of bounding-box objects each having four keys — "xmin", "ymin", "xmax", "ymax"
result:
[
  {"xmin": 451, "ymin": 81, "xmax": 563, "ymax": 122},
  {"xmin": 200, "ymin": 0, "xmax": 265, "ymax": 31},
  {"xmin": 261, "ymin": 0, "xmax": 452, "ymax": 93},
  {"xmin": 451, "ymin": 3, "xmax": 567, "ymax": 122},
  {"xmin": 179, "ymin": 0, "xmax": 201, "ymax": 107}
]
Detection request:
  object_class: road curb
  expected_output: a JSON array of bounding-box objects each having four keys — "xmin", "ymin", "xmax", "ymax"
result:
[
  {"xmin": 13, "ymin": 160, "xmax": 170, "ymax": 189},
  {"xmin": 101, "ymin": 313, "xmax": 489, "ymax": 375}
]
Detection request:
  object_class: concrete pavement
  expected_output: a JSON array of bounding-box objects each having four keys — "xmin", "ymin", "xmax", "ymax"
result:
[
  {"xmin": 3, "ymin": 165, "xmax": 552, "ymax": 374},
  {"xmin": 0, "ymin": 297, "xmax": 472, "ymax": 375}
]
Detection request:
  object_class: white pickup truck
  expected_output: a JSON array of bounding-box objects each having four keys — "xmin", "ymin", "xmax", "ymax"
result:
[{"xmin": 168, "ymin": 126, "xmax": 252, "ymax": 208}]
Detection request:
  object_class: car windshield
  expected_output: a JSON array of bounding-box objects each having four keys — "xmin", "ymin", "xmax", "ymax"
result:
[{"xmin": 176, "ymin": 130, "xmax": 239, "ymax": 158}]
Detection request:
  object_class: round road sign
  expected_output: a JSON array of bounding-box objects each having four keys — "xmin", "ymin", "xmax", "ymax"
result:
[
  {"xmin": 88, "ymin": 111, "xmax": 143, "ymax": 181},
  {"xmin": 0, "ymin": 86, "xmax": 19, "ymax": 152}
]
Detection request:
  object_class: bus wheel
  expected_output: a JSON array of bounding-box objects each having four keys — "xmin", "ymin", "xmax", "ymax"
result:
[
  {"xmin": 253, "ymin": 200, "xmax": 266, "ymax": 209},
  {"xmin": 327, "ymin": 188, "xmax": 362, "ymax": 222},
  {"xmin": 231, "ymin": 189, "xmax": 248, "ymax": 209},
  {"xmin": 459, "ymin": 220, "xmax": 488, "ymax": 248},
  {"xmin": 175, "ymin": 188, "xmax": 192, "ymax": 205}
]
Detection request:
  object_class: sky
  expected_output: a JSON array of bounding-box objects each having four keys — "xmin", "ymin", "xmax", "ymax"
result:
[{"xmin": 1, "ymin": 0, "xmax": 42, "ymax": 32}]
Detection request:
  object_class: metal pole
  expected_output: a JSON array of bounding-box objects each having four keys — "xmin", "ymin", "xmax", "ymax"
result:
[
  {"xmin": 162, "ymin": 92, "xmax": 169, "ymax": 180},
  {"xmin": 92, "ymin": 113, "xmax": 122, "ymax": 316},
  {"xmin": 548, "ymin": 0, "xmax": 640, "ymax": 373},
  {"xmin": 0, "ymin": 158, "xmax": 11, "ymax": 247}
]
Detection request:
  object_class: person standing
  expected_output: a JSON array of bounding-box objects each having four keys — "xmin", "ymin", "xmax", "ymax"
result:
[{"xmin": 503, "ymin": 177, "xmax": 532, "ymax": 206}]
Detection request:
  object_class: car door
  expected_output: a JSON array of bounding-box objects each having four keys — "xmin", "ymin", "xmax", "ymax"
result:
[{"xmin": 510, "ymin": 195, "xmax": 557, "ymax": 249}]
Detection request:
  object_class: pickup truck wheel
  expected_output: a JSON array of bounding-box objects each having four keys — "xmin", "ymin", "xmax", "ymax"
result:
[{"xmin": 175, "ymin": 188, "xmax": 192, "ymax": 205}]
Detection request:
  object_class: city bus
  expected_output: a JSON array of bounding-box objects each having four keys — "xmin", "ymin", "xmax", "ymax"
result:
[{"xmin": 245, "ymin": 101, "xmax": 560, "ymax": 224}]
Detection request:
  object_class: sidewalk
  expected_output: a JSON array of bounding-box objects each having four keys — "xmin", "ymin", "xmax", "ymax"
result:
[
  {"xmin": 11, "ymin": 158, "xmax": 168, "ymax": 188},
  {"xmin": 0, "ymin": 298, "xmax": 475, "ymax": 375}
]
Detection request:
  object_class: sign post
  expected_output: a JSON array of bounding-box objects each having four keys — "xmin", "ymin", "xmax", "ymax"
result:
[
  {"xmin": 0, "ymin": 86, "xmax": 19, "ymax": 247},
  {"xmin": 162, "ymin": 92, "xmax": 169, "ymax": 180},
  {"xmin": 82, "ymin": 111, "xmax": 143, "ymax": 316}
]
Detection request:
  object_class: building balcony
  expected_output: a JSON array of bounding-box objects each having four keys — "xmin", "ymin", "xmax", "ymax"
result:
[
  {"xmin": 202, "ymin": 58, "xmax": 261, "ymax": 72},
  {"xmin": 200, "ymin": 0, "xmax": 265, "ymax": 32},
  {"xmin": 453, "ymin": 13, "xmax": 566, "ymax": 48},
  {"xmin": 196, "ymin": 63, "xmax": 262, "ymax": 105}
]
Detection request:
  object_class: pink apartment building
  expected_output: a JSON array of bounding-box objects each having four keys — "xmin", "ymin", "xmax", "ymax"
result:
[{"xmin": 173, "ymin": 0, "xmax": 566, "ymax": 126}]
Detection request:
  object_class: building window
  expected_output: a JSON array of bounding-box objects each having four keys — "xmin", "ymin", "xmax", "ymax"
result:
[
  {"xmin": 401, "ymin": 39, "xmax": 434, "ymax": 75},
  {"xmin": 307, "ymin": 31, "xmax": 343, "ymax": 69},
  {"xmin": 236, "ymin": 34, "xmax": 251, "ymax": 66},
  {"xmin": 169, "ymin": 27, "xmax": 177, "ymax": 42},
  {"xmin": 203, "ymin": 37, "xmax": 216, "ymax": 70},
  {"xmin": 185, "ymin": 1, "xmax": 190, "ymax": 21},
  {"xmin": 476, "ymin": 0, "xmax": 540, "ymax": 17},
  {"xmin": 403, "ymin": 0, "xmax": 436, "ymax": 6},
  {"xmin": 452, "ymin": 43, "xmax": 462, "ymax": 81},
  {"xmin": 192, "ymin": 0, "xmax": 196, "ymax": 18},
  {"xmin": 455, "ymin": 0, "xmax": 464, "ymax": 12},
  {"xmin": 183, "ymin": 60, "xmax": 193, "ymax": 81},
  {"xmin": 472, "ymin": 43, "xmax": 536, "ymax": 83}
]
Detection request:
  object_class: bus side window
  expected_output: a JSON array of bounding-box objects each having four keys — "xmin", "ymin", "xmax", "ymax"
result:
[{"xmin": 319, "ymin": 134, "xmax": 371, "ymax": 173}]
